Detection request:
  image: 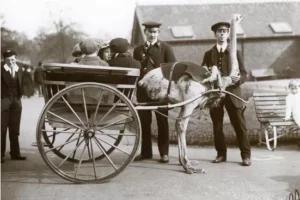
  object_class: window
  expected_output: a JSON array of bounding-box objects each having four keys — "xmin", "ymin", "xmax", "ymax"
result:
[
  {"xmin": 170, "ymin": 26, "xmax": 194, "ymax": 38},
  {"xmin": 269, "ymin": 22, "xmax": 293, "ymax": 34}
]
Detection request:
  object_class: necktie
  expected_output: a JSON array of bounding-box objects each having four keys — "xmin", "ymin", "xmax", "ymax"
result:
[
  {"xmin": 220, "ymin": 47, "xmax": 223, "ymax": 53},
  {"xmin": 11, "ymin": 68, "xmax": 15, "ymax": 78}
]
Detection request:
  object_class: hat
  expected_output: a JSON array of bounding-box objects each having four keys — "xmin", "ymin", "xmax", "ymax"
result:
[
  {"xmin": 72, "ymin": 43, "xmax": 82, "ymax": 57},
  {"xmin": 3, "ymin": 50, "xmax": 17, "ymax": 59},
  {"xmin": 109, "ymin": 38, "xmax": 129, "ymax": 53},
  {"xmin": 142, "ymin": 21, "xmax": 162, "ymax": 28},
  {"xmin": 100, "ymin": 42, "xmax": 110, "ymax": 50},
  {"xmin": 79, "ymin": 38, "xmax": 99, "ymax": 55},
  {"xmin": 211, "ymin": 22, "xmax": 230, "ymax": 32}
]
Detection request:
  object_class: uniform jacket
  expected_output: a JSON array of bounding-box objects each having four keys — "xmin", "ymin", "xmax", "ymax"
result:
[
  {"xmin": 1, "ymin": 62, "xmax": 24, "ymax": 99},
  {"xmin": 201, "ymin": 45, "xmax": 247, "ymax": 108},
  {"xmin": 108, "ymin": 53, "xmax": 141, "ymax": 69},
  {"xmin": 133, "ymin": 41, "xmax": 176, "ymax": 77}
]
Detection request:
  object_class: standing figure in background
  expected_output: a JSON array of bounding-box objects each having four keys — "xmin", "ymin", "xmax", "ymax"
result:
[
  {"xmin": 133, "ymin": 21, "xmax": 176, "ymax": 163},
  {"xmin": 284, "ymin": 80, "xmax": 300, "ymax": 147},
  {"xmin": 21, "ymin": 64, "xmax": 35, "ymax": 98},
  {"xmin": 34, "ymin": 61, "xmax": 44, "ymax": 97},
  {"xmin": 1, "ymin": 50, "xmax": 27, "ymax": 163},
  {"xmin": 98, "ymin": 42, "xmax": 111, "ymax": 62}
]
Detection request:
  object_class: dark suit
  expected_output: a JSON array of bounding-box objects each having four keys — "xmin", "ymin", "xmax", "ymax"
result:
[
  {"xmin": 133, "ymin": 41, "xmax": 176, "ymax": 157},
  {"xmin": 201, "ymin": 45, "xmax": 251, "ymax": 159},
  {"xmin": 1, "ymin": 63, "xmax": 24, "ymax": 159}
]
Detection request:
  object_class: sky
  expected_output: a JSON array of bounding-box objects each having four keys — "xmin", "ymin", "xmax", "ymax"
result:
[{"xmin": 1, "ymin": 0, "xmax": 297, "ymax": 41}]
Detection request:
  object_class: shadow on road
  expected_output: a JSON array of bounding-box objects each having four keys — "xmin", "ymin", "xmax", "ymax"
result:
[{"xmin": 1, "ymin": 148, "xmax": 70, "ymax": 185}]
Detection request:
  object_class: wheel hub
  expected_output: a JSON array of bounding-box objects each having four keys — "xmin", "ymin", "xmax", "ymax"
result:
[{"xmin": 84, "ymin": 129, "xmax": 95, "ymax": 138}]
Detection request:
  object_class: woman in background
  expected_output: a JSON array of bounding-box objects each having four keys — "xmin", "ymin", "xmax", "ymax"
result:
[{"xmin": 98, "ymin": 43, "xmax": 111, "ymax": 62}]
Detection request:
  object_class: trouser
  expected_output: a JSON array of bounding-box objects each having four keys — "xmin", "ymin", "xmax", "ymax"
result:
[
  {"xmin": 36, "ymin": 83, "xmax": 43, "ymax": 96},
  {"xmin": 136, "ymin": 86, "xmax": 169, "ymax": 157},
  {"xmin": 1, "ymin": 97, "xmax": 22, "ymax": 158},
  {"xmin": 209, "ymin": 95, "xmax": 251, "ymax": 159}
]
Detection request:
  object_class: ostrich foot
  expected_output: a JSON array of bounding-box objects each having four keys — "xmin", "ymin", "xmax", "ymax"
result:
[{"xmin": 183, "ymin": 160, "xmax": 204, "ymax": 174}]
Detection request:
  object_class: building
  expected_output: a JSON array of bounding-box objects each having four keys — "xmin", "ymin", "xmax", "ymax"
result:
[{"xmin": 131, "ymin": 1, "xmax": 300, "ymax": 79}]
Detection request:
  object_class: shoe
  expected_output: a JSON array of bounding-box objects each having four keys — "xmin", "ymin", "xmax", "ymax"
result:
[
  {"xmin": 212, "ymin": 156, "xmax": 227, "ymax": 163},
  {"xmin": 160, "ymin": 155, "xmax": 169, "ymax": 163},
  {"xmin": 134, "ymin": 154, "xmax": 152, "ymax": 161},
  {"xmin": 242, "ymin": 158, "xmax": 251, "ymax": 166},
  {"xmin": 11, "ymin": 156, "xmax": 27, "ymax": 160}
]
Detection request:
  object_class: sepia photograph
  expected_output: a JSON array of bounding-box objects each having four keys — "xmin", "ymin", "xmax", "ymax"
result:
[{"xmin": 1, "ymin": 0, "xmax": 300, "ymax": 199}]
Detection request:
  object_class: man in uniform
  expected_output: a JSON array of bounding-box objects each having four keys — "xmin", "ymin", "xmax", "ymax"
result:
[
  {"xmin": 1, "ymin": 50, "xmax": 27, "ymax": 163},
  {"xmin": 133, "ymin": 21, "xmax": 176, "ymax": 163},
  {"xmin": 201, "ymin": 22, "xmax": 251, "ymax": 166}
]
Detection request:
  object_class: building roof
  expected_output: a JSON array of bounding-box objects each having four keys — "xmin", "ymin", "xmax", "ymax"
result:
[{"xmin": 134, "ymin": 1, "xmax": 300, "ymax": 42}]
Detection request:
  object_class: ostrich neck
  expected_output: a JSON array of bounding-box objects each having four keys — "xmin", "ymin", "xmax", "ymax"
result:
[{"xmin": 229, "ymin": 19, "xmax": 239, "ymax": 76}]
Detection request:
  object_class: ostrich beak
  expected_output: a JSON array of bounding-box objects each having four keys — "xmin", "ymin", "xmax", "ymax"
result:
[{"xmin": 138, "ymin": 80, "xmax": 145, "ymax": 88}]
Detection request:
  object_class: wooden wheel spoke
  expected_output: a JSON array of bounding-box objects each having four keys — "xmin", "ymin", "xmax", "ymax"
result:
[
  {"xmin": 89, "ymin": 138, "xmax": 97, "ymax": 179},
  {"xmin": 97, "ymin": 132, "xmax": 137, "ymax": 137},
  {"xmin": 95, "ymin": 116, "xmax": 132, "ymax": 131},
  {"xmin": 81, "ymin": 88, "xmax": 90, "ymax": 128},
  {"xmin": 86, "ymin": 139, "xmax": 92, "ymax": 160},
  {"xmin": 57, "ymin": 132, "xmax": 77, "ymax": 152},
  {"xmin": 61, "ymin": 96, "xmax": 87, "ymax": 129},
  {"xmin": 47, "ymin": 111, "xmax": 84, "ymax": 130},
  {"xmin": 75, "ymin": 139, "xmax": 88, "ymax": 178},
  {"xmin": 58, "ymin": 138, "xmax": 85, "ymax": 168},
  {"xmin": 45, "ymin": 136, "xmax": 83, "ymax": 153},
  {"xmin": 93, "ymin": 138, "xmax": 118, "ymax": 171},
  {"xmin": 92, "ymin": 90, "xmax": 103, "ymax": 125},
  {"xmin": 96, "ymin": 137, "xmax": 130, "ymax": 156},
  {"xmin": 72, "ymin": 131, "xmax": 83, "ymax": 159},
  {"xmin": 42, "ymin": 128, "xmax": 72, "ymax": 138},
  {"xmin": 95, "ymin": 99, "xmax": 121, "ymax": 127}
]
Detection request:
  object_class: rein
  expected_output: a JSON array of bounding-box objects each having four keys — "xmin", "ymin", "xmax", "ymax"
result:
[{"xmin": 165, "ymin": 61, "xmax": 179, "ymax": 102}]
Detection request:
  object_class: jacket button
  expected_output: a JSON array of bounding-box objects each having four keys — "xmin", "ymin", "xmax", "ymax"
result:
[{"xmin": 144, "ymin": 68, "xmax": 147, "ymax": 71}]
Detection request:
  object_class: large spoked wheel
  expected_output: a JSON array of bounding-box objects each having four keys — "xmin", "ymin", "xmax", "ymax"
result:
[{"xmin": 36, "ymin": 82, "xmax": 141, "ymax": 183}]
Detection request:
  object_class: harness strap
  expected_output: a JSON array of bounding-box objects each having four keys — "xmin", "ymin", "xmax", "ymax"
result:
[{"xmin": 165, "ymin": 62, "xmax": 179, "ymax": 101}]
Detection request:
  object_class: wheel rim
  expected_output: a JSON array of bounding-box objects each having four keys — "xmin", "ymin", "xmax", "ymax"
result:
[{"xmin": 36, "ymin": 83, "xmax": 141, "ymax": 183}]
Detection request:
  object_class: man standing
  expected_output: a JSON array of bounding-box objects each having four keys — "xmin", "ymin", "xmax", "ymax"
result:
[
  {"xmin": 34, "ymin": 61, "xmax": 43, "ymax": 97},
  {"xmin": 201, "ymin": 22, "xmax": 251, "ymax": 166},
  {"xmin": 133, "ymin": 21, "xmax": 176, "ymax": 163},
  {"xmin": 1, "ymin": 50, "xmax": 27, "ymax": 163}
]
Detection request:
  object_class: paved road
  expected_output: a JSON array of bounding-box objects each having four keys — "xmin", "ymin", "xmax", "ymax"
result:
[{"xmin": 1, "ymin": 96, "xmax": 300, "ymax": 200}]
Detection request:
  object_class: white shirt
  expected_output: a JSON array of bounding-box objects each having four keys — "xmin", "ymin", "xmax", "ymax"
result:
[
  {"xmin": 3, "ymin": 63, "xmax": 19, "ymax": 77},
  {"xmin": 216, "ymin": 43, "xmax": 228, "ymax": 53},
  {"xmin": 285, "ymin": 93, "xmax": 300, "ymax": 127}
]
